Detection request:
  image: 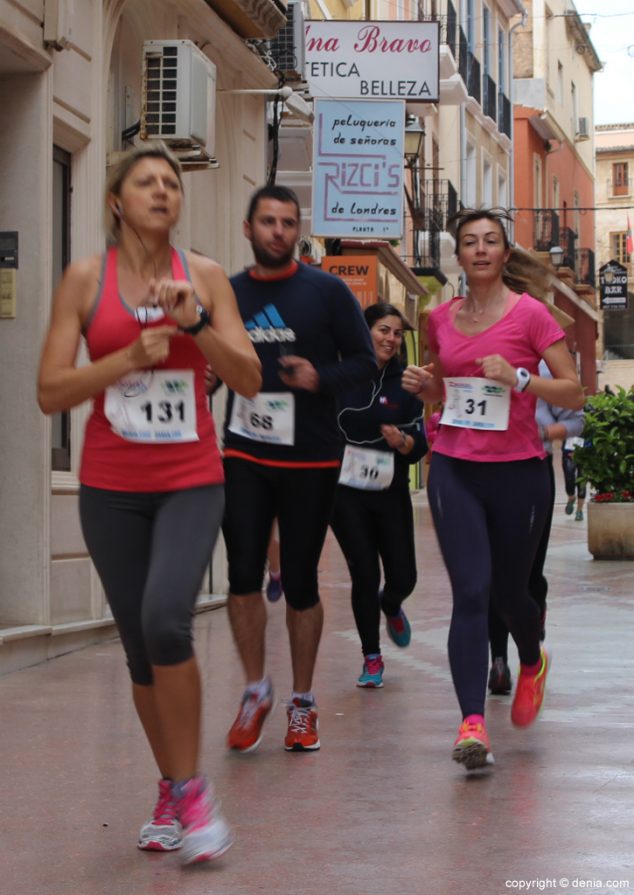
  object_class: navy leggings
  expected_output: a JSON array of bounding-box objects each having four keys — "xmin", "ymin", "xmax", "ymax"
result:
[
  {"xmin": 331, "ymin": 483, "xmax": 417, "ymax": 656},
  {"xmin": 427, "ymin": 454, "xmax": 550, "ymax": 718},
  {"xmin": 79, "ymin": 484, "xmax": 224, "ymax": 685},
  {"xmin": 489, "ymin": 454, "xmax": 555, "ymax": 661}
]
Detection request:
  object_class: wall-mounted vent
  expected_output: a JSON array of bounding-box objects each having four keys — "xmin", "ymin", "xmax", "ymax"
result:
[
  {"xmin": 576, "ymin": 116, "xmax": 590, "ymax": 140},
  {"xmin": 268, "ymin": 1, "xmax": 306, "ymax": 81},
  {"xmin": 141, "ymin": 40, "xmax": 216, "ymax": 165}
]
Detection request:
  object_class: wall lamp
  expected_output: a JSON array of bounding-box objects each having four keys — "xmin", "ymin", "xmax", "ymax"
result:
[
  {"xmin": 549, "ymin": 245, "xmax": 564, "ymax": 269},
  {"xmin": 404, "ymin": 115, "xmax": 425, "ymax": 167}
]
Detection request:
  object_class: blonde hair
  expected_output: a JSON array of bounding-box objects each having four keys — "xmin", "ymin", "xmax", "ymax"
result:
[
  {"xmin": 104, "ymin": 142, "xmax": 183, "ymax": 243},
  {"xmin": 451, "ymin": 207, "xmax": 551, "ymax": 303}
]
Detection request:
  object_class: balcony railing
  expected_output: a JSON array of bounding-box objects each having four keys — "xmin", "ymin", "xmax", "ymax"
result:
[
  {"xmin": 497, "ymin": 92, "xmax": 511, "ymax": 138},
  {"xmin": 418, "ymin": 0, "xmax": 457, "ymax": 60},
  {"xmin": 483, "ymin": 74, "xmax": 497, "ymax": 122},
  {"xmin": 561, "ymin": 226, "xmax": 577, "ymax": 270},
  {"xmin": 576, "ymin": 248, "xmax": 596, "ymax": 289},
  {"xmin": 467, "ymin": 51, "xmax": 481, "ymax": 104},
  {"xmin": 534, "ymin": 209, "xmax": 560, "ymax": 252},
  {"xmin": 409, "ymin": 179, "xmax": 458, "ymax": 268},
  {"xmin": 458, "ymin": 28, "xmax": 468, "ymax": 84},
  {"xmin": 606, "ymin": 177, "xmax": 632, "ymax": 198}
]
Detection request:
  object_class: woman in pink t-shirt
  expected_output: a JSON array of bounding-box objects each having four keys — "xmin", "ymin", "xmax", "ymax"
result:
[{"xmin": 403, "ymin": 208, "xmax": 584, "ymax": 770}]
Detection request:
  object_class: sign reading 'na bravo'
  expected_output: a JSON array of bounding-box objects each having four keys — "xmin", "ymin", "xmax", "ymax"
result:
[{"xmin": 305, "ymin": 21, "xmax": 439, "ymax": 102}]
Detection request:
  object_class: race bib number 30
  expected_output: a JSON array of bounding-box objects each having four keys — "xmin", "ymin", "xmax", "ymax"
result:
[
  {"xmin": 441, "ymin": 377, "xmax": 510, "ymax": 431},
  {"xmin": 105, "ymin": 370, "xmax": 198, "ymax": 443},
  {"xmin": 228, "ymin": 392, "xmax": 295, "ymax": 445},
  {"xmin": 339, "ymin": 445, "xmax": 394, "ymax": 490}
]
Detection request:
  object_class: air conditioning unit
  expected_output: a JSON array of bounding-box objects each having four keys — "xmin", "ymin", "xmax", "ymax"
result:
[
  {"xmin": 576, "ymin": 116, "xmax": 590, "ymax": 140},
  {"xmin": 268, "ymin": 1, "xmax": 306, "ymax": 81},
  {"xmin": 141, "ymin": 40, "xmax": 217, "ymax": 166}
]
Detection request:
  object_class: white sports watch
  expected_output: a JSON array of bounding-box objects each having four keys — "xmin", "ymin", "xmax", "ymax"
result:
[{"xmin": 514, "ymin": 367, "xmax": 531, "ymax": 393}]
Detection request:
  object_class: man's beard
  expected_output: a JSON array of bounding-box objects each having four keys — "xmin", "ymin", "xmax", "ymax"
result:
[{"xmin": 251, "ymin": 239, "xmax": 295, "ymax": 270}]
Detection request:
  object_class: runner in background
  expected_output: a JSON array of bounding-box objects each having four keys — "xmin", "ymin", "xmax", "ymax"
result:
[
  {"xmin": 331, "ymin": 302, "xmax": 426, "ymax": 688},
  {"xmin": 222, "ymin": 185, "xmax": 376, "ymax": 753}
]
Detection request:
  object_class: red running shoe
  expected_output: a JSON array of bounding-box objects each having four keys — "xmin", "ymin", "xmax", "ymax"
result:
[
  {"xmin": 284, "ymin": 698, "xmax": 320, "ymax": 751},
  {"xmin": 227, "ymin": 679, "xmax": 274, "ymax": 753},
  {"xmin": 511, "ymin": 650, "xmax": 550, "ymax": 728}
]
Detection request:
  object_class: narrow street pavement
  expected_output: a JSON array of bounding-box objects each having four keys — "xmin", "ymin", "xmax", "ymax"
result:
[{"xmin": 2, "ymin": 461, "xmax": 633, "ymax": 895}]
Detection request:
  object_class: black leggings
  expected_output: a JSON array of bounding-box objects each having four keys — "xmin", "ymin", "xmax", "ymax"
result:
[
  {"xmin": 222, "ymin": 458, "xmax": 340, "ymax": 610},
  {"xmin": 489, "ymin": 454, "xmax": 555, "ymax": 661},
  {"xmin": 562, "ymin": 449, "xmax": 587, "ymax": 500},
  {"xmin": 428, "ymin": 454, "xmax": 550, "ymax": 718},
  {"xmin": 330, "ymin": 483, "xmax": 417, "ymax": 656},
  {"xmin": 79, "ymin": 484, "xmax": 224, "ymax": 685}
]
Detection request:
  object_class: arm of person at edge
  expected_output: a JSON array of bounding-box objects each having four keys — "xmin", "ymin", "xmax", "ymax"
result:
[
  {"xmin": 401, "ymin": 339, "xmax": 584, "ymax": 412},
  {"xmin": 278, "ymin": 283, "xmax": 377, "ymax": 394},
  {"xmin": 145, "ymin": 253, "xmax": 261, "ymax": 399},
  {"xmin": 37, "ymin": 255, "xmax": 180, "ymax": 414},
  {"xmin": 535, "ymin": 364, "xmax": 585, "ymax": 445}
]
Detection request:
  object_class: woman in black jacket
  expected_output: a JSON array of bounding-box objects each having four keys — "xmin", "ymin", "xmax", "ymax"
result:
[{"xmin": 331, "ymin": 303, "xmax": 427, "ymax": 687}]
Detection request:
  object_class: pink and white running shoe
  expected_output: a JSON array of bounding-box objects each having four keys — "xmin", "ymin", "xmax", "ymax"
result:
[
  {"xmin": 173, "ymin": 776, "xmax": 234, "ymax": 866},
  {"xmin": 138, "ymin": 778, "xmax": 182, "ymax": 851}
]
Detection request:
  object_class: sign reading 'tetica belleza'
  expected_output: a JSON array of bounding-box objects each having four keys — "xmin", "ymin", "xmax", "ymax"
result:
[{"xmin": 305, "ymin": 21, "xmax": 439, "ymax": 102}]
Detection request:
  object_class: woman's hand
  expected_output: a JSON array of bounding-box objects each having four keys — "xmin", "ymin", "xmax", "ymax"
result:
[
  {"xmin": 381, "ymin": 424, "xmax": 411, "ymax": 453},
  {"xmin": 402, "ymin": 363, "xmax": 435, "ymax": 396},
  {"xmin": 127, "ymin": 325, "xmax": 178, "ymax": 368},
  {"xmin": 144, "ymin": 278, "xmax": 201, "ymax": 330},
  {"xmin": 476, "ymin": 354, "xmax": 516, "ymax": 388}
]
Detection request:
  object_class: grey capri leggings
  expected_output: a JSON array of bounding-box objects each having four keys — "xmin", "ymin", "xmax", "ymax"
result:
[{"xmin": 79, "ymin": 484, "xmax": 224, "ymax": 685}]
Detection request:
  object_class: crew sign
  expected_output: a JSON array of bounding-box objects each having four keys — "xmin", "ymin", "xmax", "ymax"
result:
[
  {"xmin": 305, "ymin": 21, "xmax": 439, "ymax": 102},
  {"xmin": 312, "ymin": 99, "xmax": 405, "ymax": 238}
]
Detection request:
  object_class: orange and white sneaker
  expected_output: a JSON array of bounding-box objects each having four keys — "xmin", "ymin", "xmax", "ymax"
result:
[
  {"xmin": 284, "ymin": 698, "xmax": 320, "ymax": 751},
  {"xmin": 511, "ymin": 649, "xmax": 550, "ymax": 728},
  {"xmin": 452, "ymin": 715, "xmax": 492, "ymax": 770},
  {"xmin": 227, "ymin": 678, "xmax": 274, "ymax": 753}
]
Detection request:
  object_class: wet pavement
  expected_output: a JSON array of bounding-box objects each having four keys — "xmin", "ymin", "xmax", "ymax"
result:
[{"xmin": 2, "ymin": 459, "xmax": 633, "ymax": 895}]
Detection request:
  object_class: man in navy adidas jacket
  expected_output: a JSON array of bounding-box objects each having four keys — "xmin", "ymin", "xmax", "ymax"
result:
[{"xmin": 222, "ymin": 184, "xmax": 376, "ymax": 753}]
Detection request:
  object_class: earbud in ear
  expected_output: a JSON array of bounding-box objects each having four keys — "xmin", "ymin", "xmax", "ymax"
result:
[{"xmin": 113, "ymin": 202, "xmax": 123, "ymax": 218}]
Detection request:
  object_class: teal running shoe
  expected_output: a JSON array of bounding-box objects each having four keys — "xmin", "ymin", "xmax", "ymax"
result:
[
  {"xmin": 357, "ymin": 654, "xmax": 384, "ymax": 688},
  {"xmin": 385, "ymin": 608, "xmax": 411, "ymax": 648}
]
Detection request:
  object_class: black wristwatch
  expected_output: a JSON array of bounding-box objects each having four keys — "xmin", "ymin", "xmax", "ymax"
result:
[{"xmin": 180, "ymin": 306, "xmax": 210, "ymax": 335}]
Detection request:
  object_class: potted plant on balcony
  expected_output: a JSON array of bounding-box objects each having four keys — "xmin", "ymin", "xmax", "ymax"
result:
[{"xmin": 573, "ymin": 385, "xmax": 634, "ymax": 559}]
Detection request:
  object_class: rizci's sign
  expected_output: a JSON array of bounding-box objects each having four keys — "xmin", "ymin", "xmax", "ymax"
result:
[
  {"xmin": 305, "ymin": 21, "xmax": 439, "ymax": 102},
  {"xmin": 312, "ymin": 99, "xmax": 405, "ymax": 238},
  {"xmin": 599, "ymin": 259, "xmax": 628, "ymax": 310}
]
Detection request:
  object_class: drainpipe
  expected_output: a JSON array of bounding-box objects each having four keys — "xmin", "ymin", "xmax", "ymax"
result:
[{"xmin": 509, "ymin": 6, "xmax": 528, "ymax": 245}]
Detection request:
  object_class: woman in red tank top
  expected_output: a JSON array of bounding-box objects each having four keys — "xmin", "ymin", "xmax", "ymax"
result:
[{"xmin": 37, "ymin": 143, "xmax": 261, "ymax": 865}]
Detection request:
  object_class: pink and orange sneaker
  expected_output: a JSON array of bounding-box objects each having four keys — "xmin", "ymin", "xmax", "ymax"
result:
[
  {"xmin": 511, "ymin": 649, "xmax": 550, "ymax": 728},
  {"xmin": 452, "ymin": 715, "xmax": 492, "ymax": 770}
]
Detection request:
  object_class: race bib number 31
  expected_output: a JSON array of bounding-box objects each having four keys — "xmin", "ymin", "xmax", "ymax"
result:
[
  {"xmin": 441, "ymin": 377, "xmax": 510, "ymax": 431},
  {"xmin": 105, "ymin": 370, "xmax": 198, "ymax": 443}
]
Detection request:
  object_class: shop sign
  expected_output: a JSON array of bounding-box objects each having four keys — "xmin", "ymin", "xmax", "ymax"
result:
[
  {"xmin": 312, "ymin": 99, "xmax": 404, "ymax": 239},
  {"xmin": 323, "ymin": 255, "xmax": 378, "ymax": 307},
  {"xmin": 305, "ymin": 20, "xmax": 439, "ymax": 102},
  {"xmin": 600, "ymin": 260, "xmax": 628, "ymax": 310}
]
